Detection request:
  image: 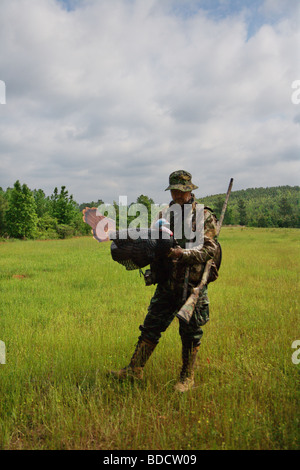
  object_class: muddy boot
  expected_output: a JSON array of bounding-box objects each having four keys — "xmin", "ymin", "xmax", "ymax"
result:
[
  {"xmin": 109, "ymin": 337, "xmax": 157, "ymax": 380},
  {"xmin": 174, "ymin": 343, "xmax": 200, "ymax": 392}
]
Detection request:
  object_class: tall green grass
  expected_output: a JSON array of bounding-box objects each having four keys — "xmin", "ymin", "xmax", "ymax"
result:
[{"xmin": 0, "ymin": 228, "xmax": 299, "ymax": 449}]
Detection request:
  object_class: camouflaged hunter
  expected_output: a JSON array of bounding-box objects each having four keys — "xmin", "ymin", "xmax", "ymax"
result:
[{"xmin": 110, "ymin": 170, "xmax": 221, "ymax": 392}]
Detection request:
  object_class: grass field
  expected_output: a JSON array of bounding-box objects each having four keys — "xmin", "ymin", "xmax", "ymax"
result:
[{"xmin": 0, "ymin": 227, "xmax": 299, "ymax": 450}]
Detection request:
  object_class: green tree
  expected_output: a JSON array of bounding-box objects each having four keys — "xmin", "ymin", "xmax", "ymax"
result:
[
  {"xmin": 6, "ymin": 181, "xmax": 38, "ymax": 239},
  {"xmin": 33, "ymin": 189, "xmax": 51, "ymax": 218},
  {"xmin": 223, "ymin": 206, "xmax": 233, "ymax": 225},
  {"xmin": 213, "ymin": 196, "xmax": 224, "ymax": 219},
  {"xmin": 0, "ymin": 188, "xmax": 8, "ymax": 235},
  {"xmin": 50, "ymin": 186, "xmax": 76, "ymax": 225},
  {"xmin": 136, "ymin": 194, "xmax": 155, "ymax": 227},
  {"xmin": 79, "ymin": 199, "xmax": 104, "ymax": 212},
  {"xmin": 237, "ymin": 199, "xmax": 247, "ymax": 226},
  {"xmin": 278, "ymin": 197, "xmax": 292, "ymax": 217},
  {"xmin": 71, "ymin": 211, "xmax": 91, "ymax": 236}
]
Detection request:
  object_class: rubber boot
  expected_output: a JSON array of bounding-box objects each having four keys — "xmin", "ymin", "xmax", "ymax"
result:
[
  {"xmin": 174, "ymin": 343, "xmax": 200, "ymax": 392},
  {"xmin": 109, "ymin": 337, "xmax": 157, "ymax": 380}
]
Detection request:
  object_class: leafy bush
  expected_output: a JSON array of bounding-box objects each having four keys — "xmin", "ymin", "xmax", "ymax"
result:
[{"xmin": 56, "ymin": 224, "xmax": 74, "ymax": 239}]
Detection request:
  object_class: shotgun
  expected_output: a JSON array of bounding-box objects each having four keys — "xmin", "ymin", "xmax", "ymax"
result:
[{"xmin": 176, "ymin": 178, "xmax": 234, "ymax": 324}]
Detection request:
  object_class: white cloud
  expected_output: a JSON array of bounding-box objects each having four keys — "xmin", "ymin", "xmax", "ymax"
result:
[{"xmin": 0, "ymin": 0, "xmax": 299, "ymax": 204}]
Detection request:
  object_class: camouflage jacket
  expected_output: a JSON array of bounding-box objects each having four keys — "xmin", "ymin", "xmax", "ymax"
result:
[{"xmin": 151, "ymin": 195, "xmax": 219, "ymax": 288}]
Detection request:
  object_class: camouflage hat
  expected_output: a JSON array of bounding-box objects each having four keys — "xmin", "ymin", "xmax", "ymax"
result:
[{"xmin": 165, "ymin": 170, "xmax": 198, "ymax": 192}]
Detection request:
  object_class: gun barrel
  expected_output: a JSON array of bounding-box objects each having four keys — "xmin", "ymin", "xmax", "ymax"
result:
[{"xmin": 217, "ymin": 177, "xmax": 234, "ymax": 235}]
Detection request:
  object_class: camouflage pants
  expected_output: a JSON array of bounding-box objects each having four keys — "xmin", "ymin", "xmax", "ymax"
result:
[{"xmin": 139, "ymin": 282, "xmax": 209, "ymax": 347}]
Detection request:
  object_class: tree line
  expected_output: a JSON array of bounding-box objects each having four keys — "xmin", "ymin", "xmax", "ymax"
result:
[
  {"xmin": 200, "ymin": 185, "xmax": 300, "ymax": 228},
  {"xmin": 0, "ymin": 181, "xmax": 299, "ymax": 240},
  {"xmin": 0, "ymin": 182, "xmax": 156, "ymax": 240},
  {"xmin": 0, "ymin": 181, "xmax": 91, "ymax": 240}
]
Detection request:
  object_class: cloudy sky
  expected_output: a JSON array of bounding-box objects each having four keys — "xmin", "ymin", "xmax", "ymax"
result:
[{"xmin": 0, "ymin": 0, "xmax": 299, "ymax": 204}]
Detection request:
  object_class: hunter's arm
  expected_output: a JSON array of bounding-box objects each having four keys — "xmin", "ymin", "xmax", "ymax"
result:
[
  {"xmin": 180, "ymin": 236, "xmax": 218, "ymax": 264},
  {"xmin": 175, "ymin": 208, "xmax": 218, "ymax": 264}
]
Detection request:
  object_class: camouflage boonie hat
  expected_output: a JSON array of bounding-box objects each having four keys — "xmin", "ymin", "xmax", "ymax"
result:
[{"xmin": 165, "ymin": 170, "xmax": 198, "ymax": 192}]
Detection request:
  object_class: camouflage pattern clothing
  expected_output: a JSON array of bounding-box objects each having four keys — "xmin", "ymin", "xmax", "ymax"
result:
[
  {"xmin": 139, "ymin": 194, "xmax": 219, "ymax": 348},
  {"xmin": 165, "ymin": 169, "xmax": 198, "ymax": 192}
]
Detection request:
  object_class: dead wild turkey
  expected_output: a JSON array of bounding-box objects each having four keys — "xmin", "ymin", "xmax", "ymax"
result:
[{"xmin": 82, "ymin": 207, "xmax": 175, "ymax": 270}]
